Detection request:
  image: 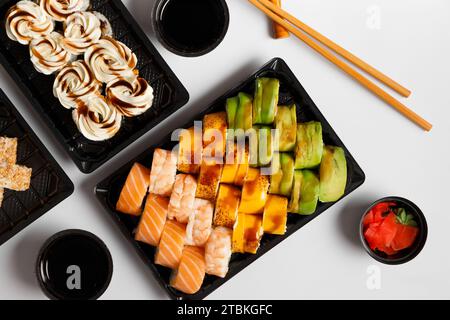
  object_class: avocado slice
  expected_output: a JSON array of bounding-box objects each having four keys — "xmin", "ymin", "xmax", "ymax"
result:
[
  {"xmin": 226, "ymin": 96, "xmax": 238, "ymax": 129},
  {"xmin": 319, "ymin": 146, "xmax": 347, "ymax": 203},
  {"xmin": 269, "ymin": 153, "xmax": 294, "ymax": 196},
  {"xmin": 253, "ymin": 78, "xmax": 280, "ymax": 125},
  {"xmin": 275, "ymin": 104, "xmax": 297, "ymax": 152},
  {"xmin": 288, "ymin": 170, "xmax": 302, "ymax": 213},
  {"xmin": 298, "ymin": 170, "xmax": 320, "ymax": 215},
  {"xmin": 295, "ymin": 122, "xmax": 324, "ymax": 169},
  {"xmin": 250, "ymin": 126, "xmax": 274, "ymax": 167},
  {"xmin": 235, "ymin": 93, "xmax": 253, "ymax": 134}
]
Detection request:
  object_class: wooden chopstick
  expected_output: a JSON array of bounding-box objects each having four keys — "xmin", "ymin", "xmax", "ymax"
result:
[
  {"xmin": 258, "ymin": 0, "xmax": 411, "ymax": 98},
  {"xmin": 269, "ymin": 0, "xmax": 290, "ymax": 39},
  {"xmin": 248, "ymin": 0, "xmax": 432, "ymax": 131}
]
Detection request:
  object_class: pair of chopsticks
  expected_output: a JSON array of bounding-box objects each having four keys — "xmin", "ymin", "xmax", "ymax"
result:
[{"xmin": 248, "ymin": 0, "xmax": 432, "ymax": 131}]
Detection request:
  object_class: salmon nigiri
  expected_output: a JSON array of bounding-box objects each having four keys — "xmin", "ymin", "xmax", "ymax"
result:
[
  {"xmin": 205, "ymin": 227, "xmax": 232, "ymax": 278},
  {"xmin": 149, "ymin": 149, "xmax": 178, "ymax": 197},
  {"xmin": 186, "ymin": 198, "xmax": 213, "ymax": 247},
  {"xmin": 155, "ymin": 220, "xmax": 186, "ymax": 269},
  {"xmin": 116, "ymin": 163, "xmax": 151, "ymax": 215},
  {"xmin": 168, "ymin": 174, "xmax": 197, "ymax": 224},
  {"xmin": 135, "ymin": 194, "xmax": 169, "ymax": 247},
  {"xmin": 171, "ymin": 246, "xmax": 206, "ymax": 295}
]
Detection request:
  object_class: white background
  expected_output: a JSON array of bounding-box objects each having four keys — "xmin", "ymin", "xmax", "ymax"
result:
[{"xmin": 0, "ymin": 0, "xmax": 449, "ymax": 300}]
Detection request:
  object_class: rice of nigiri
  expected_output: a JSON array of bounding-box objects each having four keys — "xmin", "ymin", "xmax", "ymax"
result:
[
  {"xmin": 168, "ymin": 174, "xmax": 197, "ymax": 224},
  {"xmin": 186, "ymin": 198, "xmax": 213, "ymax": 247},
  {"xmin": 149, "ymin": 149, "xmax": 178, "ymax": 197},
  {"xmin": 170, "ymin": 246, "xmax": 206, "ymax": 295},
  {"xmin": 135, "ymin": 194, "xmax": 169, "ymax": 247},
  {"xmin": 205, "ymin": 227, "xmax": 232, "ymax": 278},
  {"xmin": 116, "ymin": 163, "xmax": 151, "ymax": 215}
]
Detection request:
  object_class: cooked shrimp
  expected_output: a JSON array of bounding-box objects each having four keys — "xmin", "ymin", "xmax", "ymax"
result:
[
  {"xmin": 149, "ymin": 149, "xmax": 177, "ymax": 197},
  {"xmin": 186, "ymin": 198, "xmax": 214, "ymax": 247},
  {"xmin": 168, "ymin": 174, "xmax": 197, "ymax": 223},
  {"xmin": 205, "ymin": 227, "xmax": 233, "ymax": 278}
]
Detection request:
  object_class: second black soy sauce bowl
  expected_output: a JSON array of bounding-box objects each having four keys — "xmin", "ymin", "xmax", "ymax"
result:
[
  {"xmin": 36, "ymin": 230, "xmax": 113, "ymax": 300},
  {"xmin": 359, "ymin": 197, "xmax": 428, "ymax": 265},
  {"xmin": 152, "ymin": 0, "xmax": 230, "ymax": 57}
]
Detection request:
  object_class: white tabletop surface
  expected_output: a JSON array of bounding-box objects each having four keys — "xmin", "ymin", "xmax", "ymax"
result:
[{"xmin": 0, "ymin": 0, "xmax": 449, "ymax": 300}]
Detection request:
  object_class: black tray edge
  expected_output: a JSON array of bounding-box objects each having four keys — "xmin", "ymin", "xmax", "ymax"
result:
[
  {"xmin": 94, "ymin": 57, "xmax": 366, "ymax": 300},
  {"xmin": 0, "ymin": 89, "xmax": 75, "ymax": 246},
  {"xmin": 0, "ymin": 0, "xmax": 190, "ymax": 174}
]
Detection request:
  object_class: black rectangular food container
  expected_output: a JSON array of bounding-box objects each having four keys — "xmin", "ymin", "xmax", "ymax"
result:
[
  {"xmin": 0, "ymin": 89, "xmax": 74, "ymax": 246},
  {"xmin": 0, "ymin": 0, "xmax": 189, "ymax": 173},
  {"xmin": 95, "ymin": 58, "xmax": 366, "ymax": 300}
]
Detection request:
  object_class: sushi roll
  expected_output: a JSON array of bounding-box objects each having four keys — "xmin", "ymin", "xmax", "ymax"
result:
[
  {"xmin": 262, "ymin": 195, "xmax": 288, "ymax": 235},
  {"xmin": 155, "ymin": 220, "xmax": 186, "ymax": 269},
  {"xmin": 186, "ymin": 199, "xmax": 214, "ymax": 247},
  {"xmin": 232, "ymin": 213, "xmax": 264, "ymax": 254},
  {"xmin": 170, "ymin": 246, "xmax": 206, "ymax": 295},
  {"xmin": 214, "ymin": 184, "xmax": 241, "ymax": 228},
  {"xmin": 168, "ymin": 174, "xmax": 197, "ymax": 224},
  {"xmin": 177, "ymin": 127, "xmax": 202, "ymax": 174},
  {"xmin": 149, "ymin": 148, "xmax": 177, "ymax": 197},
  {"xmin": 205, "ymin": 227, "xmax": 232, "ymax": 278},
  {"xmin": 135, "ymin": 194, "xmax": 169, "ymax": 246},
  {"xmin": 196, "ymin": 161, "xmax": 223, "ymax": 201},
  {"xmin": 116, "ymin": 163, "xmax": 150, "ymax": 215},
  {"xmin": 239, "ymin": 168, "xmax": 270, "ymax": 214},
  {"xmin": 202, "ymin": 112, "xmax": 227, "ymax": 163}
]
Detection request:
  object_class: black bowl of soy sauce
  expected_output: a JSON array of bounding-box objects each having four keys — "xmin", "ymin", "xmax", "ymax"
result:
[
  {"xmin": 36, "ymin": 230, "xmax": 113, "ymax": 300},
  {"xmin": 153, "ymin": 0, "xmax": 230, "ymax": 57}
]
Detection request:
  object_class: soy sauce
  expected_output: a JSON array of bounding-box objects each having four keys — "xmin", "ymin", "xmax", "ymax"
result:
[
  {"xmin": 36, "ymin": 230, "xmax": 113, "ymax": 300},
  {"xmin": 155, "ymin": 0, "xmax": 229, "ymax": 56}
]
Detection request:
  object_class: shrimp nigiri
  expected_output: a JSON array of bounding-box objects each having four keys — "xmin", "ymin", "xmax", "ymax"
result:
[
  {"xmin": 205, "ymin": 227, "xmax": 232, "ymax": 278},
  {"xmin": 168, "ymin": 174, "xmax": 197, "ymax": 223},
  {"xmin": 186, "ymin": 198, "xmax": 213, "ymax": 247},
  {"xmin": 149, "ymin": 149, "xmax": 177, "ymax": 197}
]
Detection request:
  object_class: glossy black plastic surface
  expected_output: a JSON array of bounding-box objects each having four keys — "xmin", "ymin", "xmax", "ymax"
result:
[
  {"xmin": 36, "ymin": 229, "xmax": 113, "ymax": 300},
  {"xmin": 0, "ymin": 0, "xmax": 190, "ymax": 173},
  {"xmin": 95, "ymin": 58, "xmax": 366, "ymax": 300},
  {"xmin": 0, "ymin": 90, "xmax": 74, "ymax": 246}
]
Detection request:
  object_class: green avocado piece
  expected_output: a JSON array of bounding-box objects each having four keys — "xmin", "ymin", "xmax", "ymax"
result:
[
  {"xmin": 257, "ymin": 126, "xmax": 273, "ymax": 167},
  {"xmin": 279, "ymin": 153, "xmax": 295, "ymax": 196},
  {"xmin": 253, "ymin": 78, "xmax": 280, "ymax": 125},
  {"xmin": 295, "ymin": 122, "xmax": 324, "ymax": 169},
  {"xmin": 226, "ymin": 96, "xmax": 238, "ymax": 130},
  {"xmin": 275, "ymin": 104, "xmax": 297, "ymax": 152},
  {"xmin": 269, "ymin": 153, "xmax": 294, "ymax": 196},
  {"xmin": 235, "ymin": 93, "xmax": 253, "ymax": 134},
  {"xmin": 269, "ymin": 154, "xmax": 282, "ymax": 194},
  {"xmin": 298, "ymin": 170, "xmax": 320, "ymax": 215},
  {"xmin": 288, "ymin": 170, "xmax": 302, "ymax": 213},
  {"xmin": 319, "ymin": 146, "xmax": 347, "ymax": 203}
]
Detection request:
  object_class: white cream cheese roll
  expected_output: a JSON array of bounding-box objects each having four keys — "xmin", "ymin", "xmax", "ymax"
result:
[
  {"xmin": 62, "ymin": 11, "xmax": 101, "ymax": 56},
  {"xmin": 72, "ymin": 95, "xmax": 123, "ymax": 141},
  {"xmin": 53, "ymin": 60, "xmax": 101, "ymax": 109},
  {"xmin": 40, "ymin": 0, "xmax": 90, "ymax": 22},
  {"xmin": 5, "ymin": 0, "xmax": 54, "ymax": 45},
  {"xmin": 30, "ymin": 32, "xmax": 73, "ymax": 75},
  {"xmin": 84, "ymin": 36, "xmax": 138, "ymax": 84},
  {"xmin": 106, "ymin": 77, "xmax": 154, "ymax": 117}
]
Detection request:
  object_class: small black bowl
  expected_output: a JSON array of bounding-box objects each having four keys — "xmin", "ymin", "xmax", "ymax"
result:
[
  {"xmin": 359, "ymin": 197, "xmax": 428, "ymax": 265},
  {"xmin": 152, "ymin": 0, "xmax": 230, "ymax": 57},
  {"xmin": 36, "ymin": 230, "xmax": 113, "ymax": 300}
]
